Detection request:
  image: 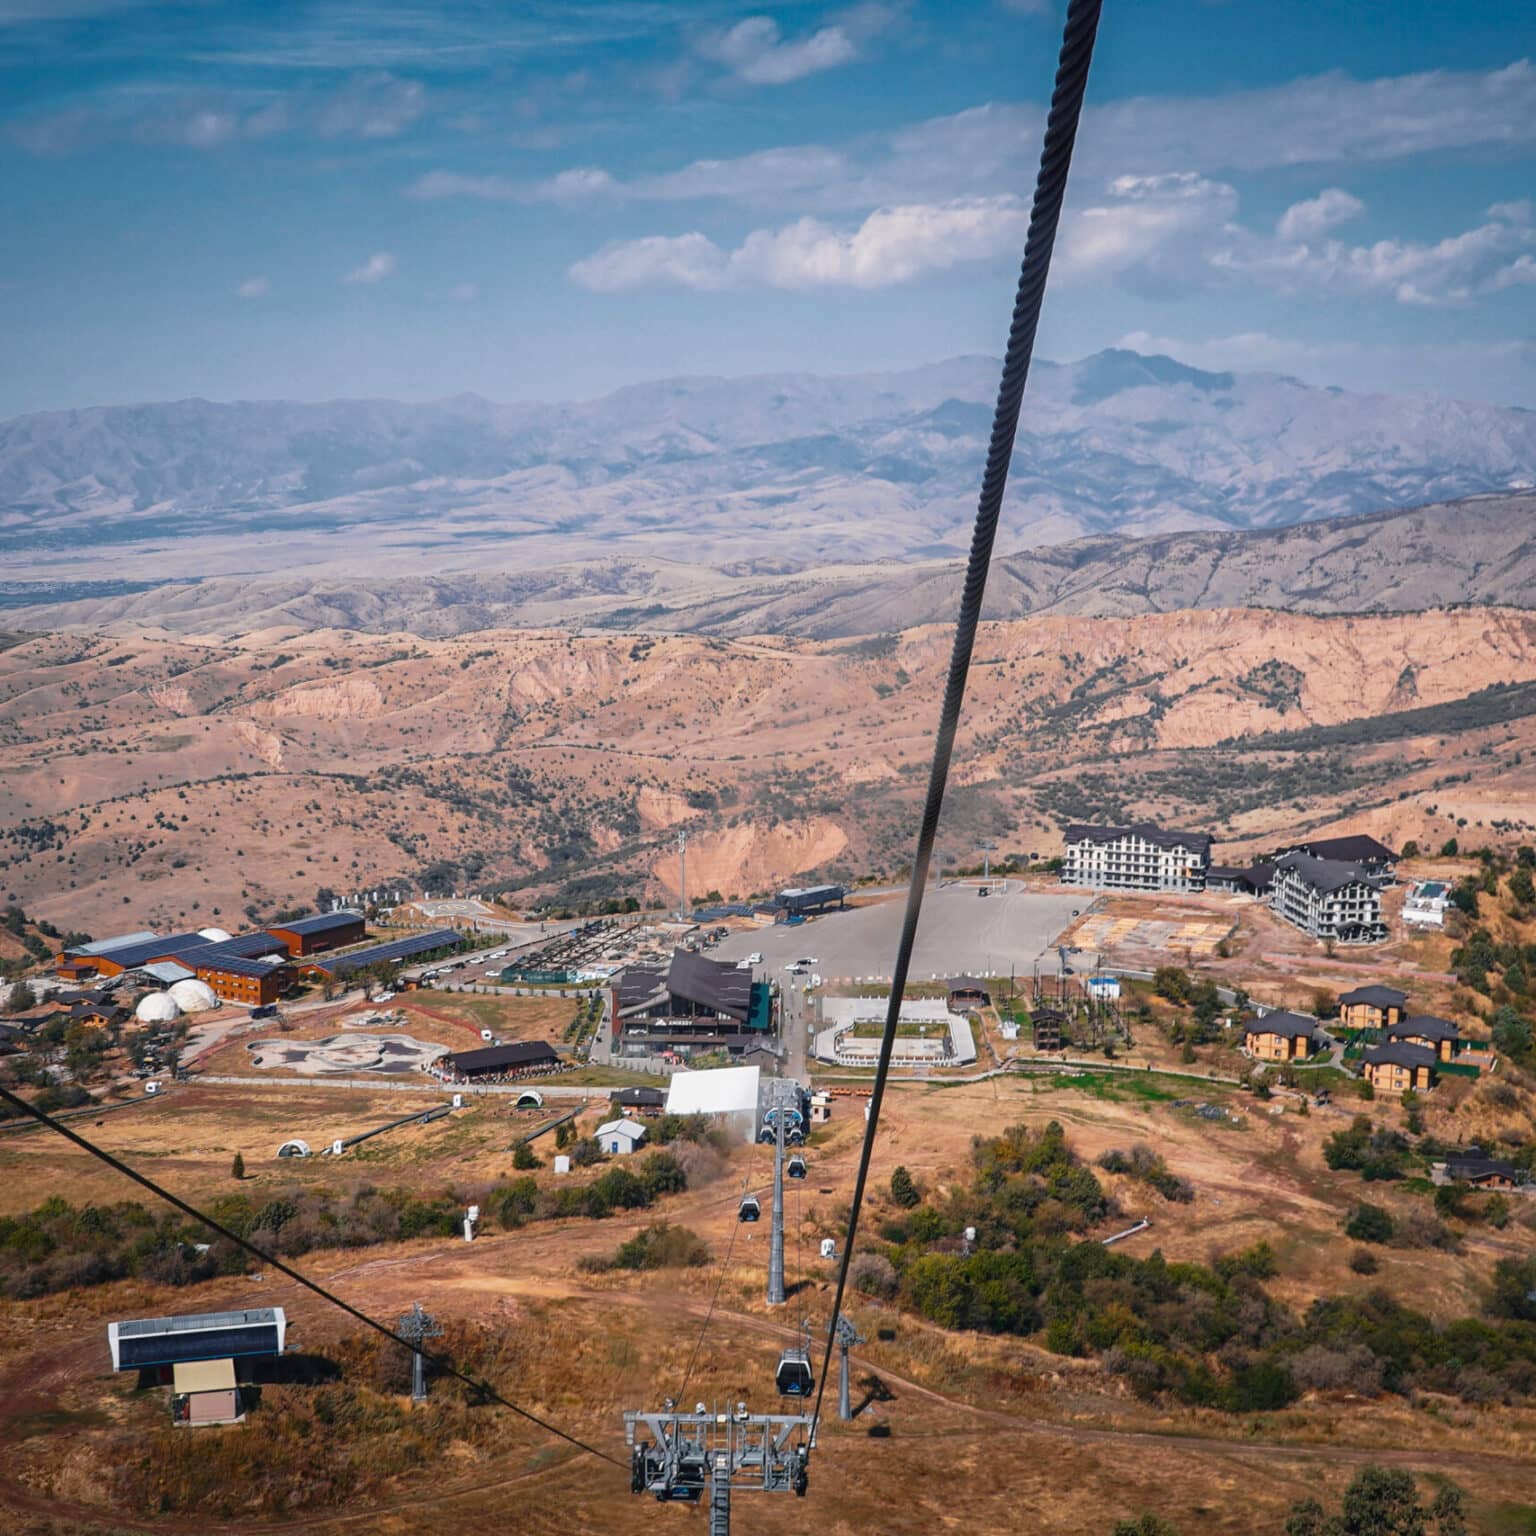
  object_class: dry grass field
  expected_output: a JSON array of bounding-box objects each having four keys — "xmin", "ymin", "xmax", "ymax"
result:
[{"xmin": 1, "ymin": 1074, "xmax": 1533, "ymax": 1534}]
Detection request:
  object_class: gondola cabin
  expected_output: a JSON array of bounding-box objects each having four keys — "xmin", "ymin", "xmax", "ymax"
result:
[
  {"xmin": 787, "ymin": 1153, "xmax": 807, "ymax": 1180},
  {"xmin": 776, "ymin": 1347, "xmax": 814, "ymax": 1397},
  {"xmin": 739, "ymin": 1194, "xmax": 761, "ymax": 1223}
]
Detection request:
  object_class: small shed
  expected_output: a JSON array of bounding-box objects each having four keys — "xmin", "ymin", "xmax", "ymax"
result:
[
  {"xmin": 172, "ymin": 1358, "xmax": 242, "ymax": 1426},
  {"xmin": 595, "ymin": 1118, "xmax": 647, "ymax": 1156},
  {"xmin": 1031, "ymin": 1008, "xmax": 1065, "ymax": 1052},
  {"xmin": 947, "ymin": 976, "xmax": 992, "ymax": 1011}
]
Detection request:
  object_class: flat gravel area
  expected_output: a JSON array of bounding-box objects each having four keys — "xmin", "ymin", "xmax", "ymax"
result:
[{"xmin": 711, "ymin": 884, "xmax": 1084, "ymax": 986}]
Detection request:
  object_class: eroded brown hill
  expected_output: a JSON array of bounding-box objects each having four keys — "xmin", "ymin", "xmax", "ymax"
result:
[{"xmin": 2, "ymin": 606, "xmax": 1535, "ymax": 932}]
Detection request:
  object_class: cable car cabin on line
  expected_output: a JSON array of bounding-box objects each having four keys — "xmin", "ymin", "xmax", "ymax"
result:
[
  {"xmin": 787, "ymin": 1153, "xmax": 807, "ymax": 1180},
  {"xmin": 776, "ymin": 1348, "xmax": 814, "ymax": 1397},
  {"xmin": 738, "ymin": 1194, "xmax": 761, "ymax": 1223}
]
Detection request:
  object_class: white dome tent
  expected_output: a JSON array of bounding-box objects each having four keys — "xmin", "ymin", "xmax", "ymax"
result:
[
  {"xmin": 168, "ymin": 978, "xmax": 218, "ymax": 1013},
  {"xmin": 197, "ymin": 926, "xmax": 233, "ymax": 944},
  {"xmin": 134, "ymin": 991, "xmax": 181, "ymax": 1024}
]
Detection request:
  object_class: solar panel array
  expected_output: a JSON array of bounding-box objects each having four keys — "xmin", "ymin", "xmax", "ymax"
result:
[
  {"xmin": 268, "ymin": 910, "xmax": 365, "ymax": 936},
  {"xmin": 308, "ymin": 929, "xmax": 463, "ymax": 976}
]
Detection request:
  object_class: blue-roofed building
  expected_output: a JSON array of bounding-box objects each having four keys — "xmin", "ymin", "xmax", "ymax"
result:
[
  {"xmin": 265, "ymin": 910, "xmax": 367, "ymax": 956},
  {"xmin": 59, "ymin": 932, "xmax": 209, "ymax": 979},
  {"xmin": 107, "ymin": 1308, "xmax": 287, "ymax": 1428},
  {"xmin": 299, "ymin": 928, "xmax": 463, "ymax": 978}
]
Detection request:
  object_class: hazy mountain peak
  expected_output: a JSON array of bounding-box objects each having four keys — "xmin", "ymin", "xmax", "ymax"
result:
[{"xmin": 2, "ymin": 349, "xmax": 1533, "ymax": 579}]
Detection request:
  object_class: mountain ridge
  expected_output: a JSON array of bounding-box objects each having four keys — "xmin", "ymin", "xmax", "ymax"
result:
[
  {"xmin": 6, "ymin": 491, "xmax": 1531, "ymax": 641},
  {"xmin": 3, "ymin": 350, "xmax": 1533, "ymax": 584}
]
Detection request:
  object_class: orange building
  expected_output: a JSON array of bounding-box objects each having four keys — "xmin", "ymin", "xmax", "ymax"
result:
[
  {"xmin": 1338, "ymin": 984, "xmax": 1407, "ymax": 1031},
  {"xmin": 1362, "ymin": 1041, "xmax": 1437, "ymax": 1093},
  {"xmin": 191, "ymin": 956, "xmax": 294, "ymax": 1007},
  {"xmin": 1384, "ymin": 1015, "xmax": 1461, "ymax": 1062},
  {"xmin": 264, "ymin": 911, "xmax": 366, "ymax": 957},
  {"xmin": 1243, "ymin": 1012, "xmax": 1318, "ymax": 1062}
]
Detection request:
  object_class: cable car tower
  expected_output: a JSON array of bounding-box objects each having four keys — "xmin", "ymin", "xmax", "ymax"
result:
[
  {"xmin": 626, "ymin": 1401, "xmax": 814, "ymax": 1536},
  {"xmin": 832, "ymin": 1314, "xmax": 864, "ymax": 1421},
  {"xmin": 397, "ymin": 1301, "xmax": 443, "ymax": 1402}
]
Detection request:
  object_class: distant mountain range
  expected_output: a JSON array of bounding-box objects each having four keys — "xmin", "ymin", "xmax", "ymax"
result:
[
  {"xmin": 3, "ymin": 351, "xmax": 1534, "ymax": 581},
  {"xmin": 9, "ymin": 492, "xmax": 1535, "ymax": 640}
]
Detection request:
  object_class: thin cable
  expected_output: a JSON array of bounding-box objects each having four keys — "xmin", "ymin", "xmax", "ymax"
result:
[
  {"xmin": 810, "ymin": 0, "xmax": 1103, "ymax": 1431},
  {"xmin": 675, "ymin": 1194, "xmax": 743, "ymax": 1399},
  {"xmin": 674, "ymin": 1128, "xmax": 763, "ymax": 1399},
  {"xmin": 0, "ymin": 1083, "xmax": 624, "ymax": 1469}
]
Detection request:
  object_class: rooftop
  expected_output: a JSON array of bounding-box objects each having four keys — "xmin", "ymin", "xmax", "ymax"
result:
[
  {"xmin": 1064, "ymin": 821, "xmax": 1212, "ymax": 855},
  {"xmin": 1274, "ymin": 852, "xmax": 1383, "ymax": 894},
  {"xmin": 1364, "ymin": 1041, "xmax": 1438, "ymax": 1070},
  {"xmin": 1287, "ymin": 833, "xmax": 1398, "ymax": 864},
  {"xmin": 1246, "ymin": 1011, "xmax": 1317, "ymax": 1040},
  {"xmin": 1339, "ymin": 984, "xmax": 1409, "ymax": 1007},
  {"xmin": 266, "ymin": 910, "xmax": 366, "ymax": 936},
  {"xmin": 444, "ymin": 1040, "xmax": 559, "ymax": 1072},
  {"xmin": 1386, "ymin": 1015, "xmax": 1462, "ymax": 1042}
]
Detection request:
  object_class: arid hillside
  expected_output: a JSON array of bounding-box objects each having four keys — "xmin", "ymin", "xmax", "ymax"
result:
[
  {"xmin": 7, "ymin": 492, "xmax": 1534, "ymax": 642},
  {"xmin": 3, "ymin": 606, "xmax": 1535, "ymax": 933}
]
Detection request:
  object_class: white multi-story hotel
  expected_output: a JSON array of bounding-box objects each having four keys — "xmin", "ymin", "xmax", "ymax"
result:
[
  {"xmin": 1060, "ymin": 822, "xmax": 1212, "ymax": 893},
  {"xmin": 1270, "ymin": 852, "xmax": 1386, "ymax": 944}
]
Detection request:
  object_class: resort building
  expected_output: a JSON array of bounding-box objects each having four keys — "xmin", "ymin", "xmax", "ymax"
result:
[
  {"xmin": 1384, "ymin": 1015, "xmax": 1462, "ymax": 1062},
  {"xmin": 1338, "ymin": 984, "xmax": 1408, "ymax": 1031},
  {"xmin": 1060, "ymin": 823, "xmax": 1212, "ymax": 893},
  {"xmin": 1361, "ymin": 1041, "xmax": 1437, "ymax": 1093},
  {"xmin": 1243, "ymin": 1012, "xmax": 1320, "ymax": 1062},
  {"xmin": 1274, "ymin": 834, "xmax": 1398, "ymax": 880},
  {"xmin": 1270, "ymin": 853, "xmax": 1387, "ymax": 944}
]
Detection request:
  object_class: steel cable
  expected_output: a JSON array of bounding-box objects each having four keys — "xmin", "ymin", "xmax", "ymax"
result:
[{"xmin": 809, "ymin": 0, "xmax": 1103, "ymax": 1431}]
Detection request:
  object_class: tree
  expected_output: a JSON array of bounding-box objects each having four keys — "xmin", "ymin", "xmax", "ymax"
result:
[
  {"xmin": 1152, "ymin": 966, "xmax": 1191, "ymax": 1004},
  {"xmin": 230, "ymin": 1152, "xmax": 245, "ymax": 1181},
  {"xmin": 1112, "ymin": 1518, "xmax": 1180, "ymax": 1536},
  {"xmin": 1509, "ymin": 864, "xmax": 1535, "ymax": 908},
  {"xmin": 5, "ymin": 979, "xmax": 36, "ymax": 1014},
  {"xmin": 889, "ymin": 1165, "xmax": 920, "ymax": 1208},
  {"xmin": 1400, "ymin": 841, "xmax": 1420, "ymax": 860},
  {"xmin": 1345, "ymin": 1203, "xmax": 1395, "ymax": 1244},
  {"xmin": 512, "ymin": 1141, "xmax": 540, "ymax": 1170},
  {"xmin": 1287, "ymin": 1466, "xmax": 1466, "ymax": 1536},
  {"xmin": 1439, "ymin": 837, "xmax": 1459, "ymax": 857}
]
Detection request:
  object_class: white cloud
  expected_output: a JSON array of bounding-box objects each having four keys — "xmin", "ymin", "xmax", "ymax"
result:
[
  {"xmin": 1054, "ymin": 173, "xmax": 1239, "ymax": 297},
  {"xmin": 1276, "ymin": 187, "xmax": 1364, "ymax": 242},
  {"xmin": 570, "ymin": 196, "xmax": 1029, "ymax": 291},
  {"xmin": 236, "ymin": 276, "xmax": 270, "ymax": 299},
  {"xmin": 448, "ymin": 281, "xmax": 479, "ymax": 302},
  {"xmin": 317, "ymin": 72, "xmax": 426, "ymax": 139},
  {"xmin": 1221, "ymin": 204, "xmax": 1536, "ymax": 306},
  {"xmin": 410, "ymin": 147, "xmax": 853, "ymax": 210},
  {"xmin": 1489, "ymin": 198, "xmax": 1533, "ymax": 225},
  {"xmin": 408, "ymin": 169, "xmax": 519, "ymax": 201},
  {"xmin": 512, "ymin": 60, "xmax": 1536, "ymax": 219},
  {"xmin": 696, "ymin": 16, "xmax": 858, "ymax": 86},
  {"xmin": 343, "ymin": 251, "xmax": 396, "ymax": 285}
]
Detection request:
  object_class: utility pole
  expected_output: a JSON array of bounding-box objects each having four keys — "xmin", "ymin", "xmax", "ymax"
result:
[
  {"xmin": 626, "ymin": 1403, "xmax": 813, "ymax": 1531},
  {"xmin": 678, "ymin": 830, "xmax": 688, "ymax": 921},
  {"xmin": 767, "ymin": 1107, "xmax": 786, "ymax": 1306},
  {"xmin": 834, "ymin": 1314, "xmax": 864, "ymax": 1421},
  {"xmin": 397, "ymin": 1302, "xmax": 443, "ymax": 1402},
  {"xmin": 981, "ymin": 840, "xmax": 996, "ymax": 882}
]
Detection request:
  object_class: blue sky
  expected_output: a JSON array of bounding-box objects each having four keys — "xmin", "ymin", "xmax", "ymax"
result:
[{"xmin": 2, "ymin": 0, "xmax": 1534, "ymax": 416}]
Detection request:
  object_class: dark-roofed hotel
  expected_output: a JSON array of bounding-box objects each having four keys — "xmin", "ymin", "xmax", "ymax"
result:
[{"xmin": 1061, "ymin": 822, "xmax": 1212, "ymax": 893}]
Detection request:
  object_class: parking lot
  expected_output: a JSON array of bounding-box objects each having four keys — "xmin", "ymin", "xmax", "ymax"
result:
[{"xmin": 712, "ymin": 883, "xmax": 1083, "ymax": 987}]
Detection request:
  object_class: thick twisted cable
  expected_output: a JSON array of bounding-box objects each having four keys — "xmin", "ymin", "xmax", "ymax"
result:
[{"xmin": 810, "ymin": 0, "xmax": 1104, "ymax": 1430}]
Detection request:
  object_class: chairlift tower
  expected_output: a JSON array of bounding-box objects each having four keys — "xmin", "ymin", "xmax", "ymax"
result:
[
  {"xmin": 625, "ymin": 1402, "xmax": 814, "ymax": 1536},
  {"xmin": 767, "ymin": 1107, "xmax": 786, "ymax": 1306},
  {"xmin": 833, "ymin": 1314, "xmax": 864, "ymax": 1421},
  {"xmin": 397, "ymin": 1301, "xmax": 443, "ymax": 1402}
]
